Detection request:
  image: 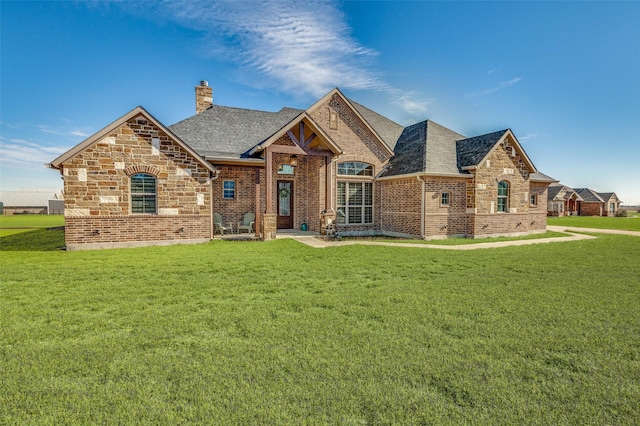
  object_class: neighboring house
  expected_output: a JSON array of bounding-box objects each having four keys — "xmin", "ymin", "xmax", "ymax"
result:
[
  {"xmin": 573, "ymin": 188, "xmax": 621, "ymax": 216},
  {"xmin": 0, "ymin": 189, "xmax": 63, "ymax": 216},
  {"xmin": 48, "ymin": 82, "xmax": 556, "ymax": 250},
  {"xmin": 547, "ymin": 184, "xmax": 582, "ymax": 216}
]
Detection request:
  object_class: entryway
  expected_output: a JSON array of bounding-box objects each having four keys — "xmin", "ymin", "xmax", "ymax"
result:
[{"xmin": 277, "ymin": 180, "xmax": 293, "ymax": 229}]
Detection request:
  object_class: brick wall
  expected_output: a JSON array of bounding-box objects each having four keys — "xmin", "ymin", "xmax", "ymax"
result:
[
  {"xmin": 62, "ymin": 114, "xmax": 212, "ymax": 248},
  {"xmin": 379, "ymin": 178, "xmax": 422, "ymax": 237},
  {"xmin": 65, "ymin": 215, "xmax": 211, "ymax": 250},
  {"xmin": 579, "ymin": 202, "xmax": 603, "ymax": 216},
  {"xmin": 423, "ymin": 177, "xmax": 469, "ymax": 238}
]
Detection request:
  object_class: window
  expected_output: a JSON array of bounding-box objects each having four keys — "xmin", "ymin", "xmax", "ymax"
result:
[
  {"xmin": 441, "ymin": 192, "xmax": 450, "ymax": 206},
  {"xmin": 337, "ymin": 182, "xmax": 373, "ymax": 224},
  {"xmin": 277, "ymin": 164, "xmax": 295, "ymax": 175},
  {"xmin": 223, "ymin": 180, "xmax": 235, "ymax": 199},
  {"xmin": 337, "ymin": 162, "xmax": 373, "ymax": 176},
  {"xmin": 497, "ymin": 181, "xmax": 509, "ymax": 212},
  {"xmin": 131, "ymin": 173, "xmax": 156, "ymax": 214},
  {"xmin": 530, "ymin": 194, "xmax": 538, "ymax": 206}
]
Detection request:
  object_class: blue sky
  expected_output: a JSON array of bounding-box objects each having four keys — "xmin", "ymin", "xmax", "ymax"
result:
[{"xmin": 2, "ymin": 1, "xmax": 639, "ymax": 204}]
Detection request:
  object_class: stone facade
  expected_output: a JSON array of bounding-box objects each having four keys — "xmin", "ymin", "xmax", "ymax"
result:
[{"xmin": 61, "ymin": 114, "xmax": 212, "ymax": 250}]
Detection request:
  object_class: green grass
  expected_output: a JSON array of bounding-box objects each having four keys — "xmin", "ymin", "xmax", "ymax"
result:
[
  {"xmin": 375, "ymin": 230, "xmax": 569, "ymax": 245},
  {"xmin": 0, "ymin": 214, "xmax": 64, "ymax": 229},
  {"xmin": 547, "ymin": 215, "xmax": 640, "ymax": 231},
  {"xmin": 1, "ymin": 230, "xmax": 639, "ymax": 423}
]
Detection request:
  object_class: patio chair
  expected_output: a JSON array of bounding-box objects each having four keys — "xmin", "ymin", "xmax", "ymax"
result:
[
  {"xmin": 214, "ymin": 212, "xmax": 228, "ymax": 235},
  {"xmin": 237, "ymin": 212, "xmax": 255, "ymax": 234}
]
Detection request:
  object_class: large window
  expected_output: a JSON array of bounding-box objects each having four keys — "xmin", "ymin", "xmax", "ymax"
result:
[
  {"xmin": 337, "ymin": 162, "xmax": 373, "ymax": 176},
  {"xmin": 497, "ymin": 181, "xmax": 509, "ymax": 213},
  {"xmin": 337, "ymin": 182, "xmax": 373, "ymax": 224},
  {"xmin": 131, "ymin": 173, "xmax": 157, "ymax": 214}
]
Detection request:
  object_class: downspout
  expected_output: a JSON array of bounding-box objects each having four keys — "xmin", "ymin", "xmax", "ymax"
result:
[
  {"xmin": 417, "ymin": 176, "xmax": 425, "ymax": 239},
  {"xmin": 209, "ymin": 168, "xmax": 219, "ymax": 240}
]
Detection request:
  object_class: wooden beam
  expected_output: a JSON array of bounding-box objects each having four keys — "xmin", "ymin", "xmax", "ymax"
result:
[
  {"xmin": 286, "ymin": 130, "xmax": 299, "ymax": 145},
  {"xmin": 268, "ymin": 144, "xmax": 307, "ymax": 155}
]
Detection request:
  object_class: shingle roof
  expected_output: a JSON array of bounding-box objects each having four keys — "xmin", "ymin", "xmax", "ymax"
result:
[
  {"xmin": 456, "ymin": 130, "xmax": 508, "ymax": 170},
  {"xmin": 168, "ymin": 105, "xmax": 303, "ymax": 158},
  {"xmin": 597, "ymin": 192, "xmax": 618, "ymax": 202},
  {"xmin": 547, "ymin": 184, "xmax": 564, "ymax": 200},
  {"xmin": 574, "ymin": 188, "xmax": 605, "ymax": 203},
  {"xmin": 348, "ymin": 99, "xmax": 404, "ymax": 150},
  {"xmin": 529, "ymin": 172, "xmax": 557, "ymax": 183},
  {"xmin": 378, "ymin": 120, "xmax": 466, "ymax": 177}
]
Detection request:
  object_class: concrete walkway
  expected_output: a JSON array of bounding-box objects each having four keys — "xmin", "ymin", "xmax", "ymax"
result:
[
  {"xmin": 285, "ymin": 229, "xmax": 599, "ymax": 250},
  {"xmin": 546, "ymin": 225, "xmax": 640, "ymax": 237}
]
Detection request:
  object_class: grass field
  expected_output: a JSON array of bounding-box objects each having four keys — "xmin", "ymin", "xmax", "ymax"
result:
[
  {"xmin": 547, "ymin": 215, "xmax": 640, "ymax": 231},
  {"xmin": 1, "ymin": 227, "xmax": 639, "ymax": 423},
  {"xmin": 0, "ymin": 214, "xmax": 64, "ymax": 229}
]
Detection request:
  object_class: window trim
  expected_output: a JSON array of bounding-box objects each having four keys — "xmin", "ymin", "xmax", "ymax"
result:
[
  {"xmin": 130, "ymin": 173, "xmax": 157, "ymax": 214},
  {"xmin": 497, "ymin": 180, "xmax": 509, "ymax": 213},
  {"xmin": 530, "ymin": 193, "xmax": 538, "ymax": 206},
  {"xmin": 441, "ymin": 192, "xmax": 450, "ymax": 207},
  {"xmin": 337, "ymin": 161, "xmax": 374, "ymax": 177},
  {"xmin": 337, "ymin": 181, "xmax": 374, "ymax": 225},
  {"xmin": 223, "ymin": 180, "xmax": 236, "ymax": 200}
]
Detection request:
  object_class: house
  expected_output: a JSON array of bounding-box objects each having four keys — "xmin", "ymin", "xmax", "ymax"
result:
[
  {"xmin": 547, "ymin": 185, "xmax": 622, "ymax": 217},
  {"xmin": 0, "ymin": 189, "xmax": 63, "ymax": 216},
  {"xmin": 547, "ymin": 184, "xmax": 582, "ymax": 216},
  {"xmin": 48, "ymin": 82, "xmax": 556, "ymax": 250},
  {"xmin": 574, "ymin": 188, "xmax": 621, "ymax": 216}
]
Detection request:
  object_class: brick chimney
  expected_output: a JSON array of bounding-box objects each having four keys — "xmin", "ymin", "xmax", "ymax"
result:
[{"xmin": 195, "ymin": 80, "xmax": 213, "ymax": 114}]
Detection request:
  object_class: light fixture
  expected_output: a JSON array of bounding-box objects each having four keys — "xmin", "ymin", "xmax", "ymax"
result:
[{"xmin": 289, "ymin": 155, "xmax": 298, "ymax": 167}]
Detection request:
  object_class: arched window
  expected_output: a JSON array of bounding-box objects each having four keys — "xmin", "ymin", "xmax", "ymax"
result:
[
  {"xmin": 131, "ymin": 173, "xmax": 157, "ymax": 214},
  {"xmin": 497, "ymin": 181, "xmax": 509, "ymax": 213},
  {"xmin": 337, "ymin": 162, "xmax": 373, "ymax": 176}
]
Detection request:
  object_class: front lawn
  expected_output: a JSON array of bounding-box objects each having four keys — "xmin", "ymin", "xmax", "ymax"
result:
[
  {"xmin": 0, "ymin": 214, "xmax": 64, "ymax": 229},
  {"xmin": 547, "ymin": 215, "xmax": 640, "ymax": 231},
  {"xmin": 1, "ymin": 231, "xmax": 639, "ymax": 424}
]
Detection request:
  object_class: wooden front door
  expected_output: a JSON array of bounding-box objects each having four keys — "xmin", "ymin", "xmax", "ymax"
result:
[{"xmin": 277, "ymin": 180, "xmax": 293, "ymax": 229}]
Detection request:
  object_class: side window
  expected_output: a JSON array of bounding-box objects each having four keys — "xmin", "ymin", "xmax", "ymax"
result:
[
  {"xmin": 223, "ymin": 180, "xmax": 235, "ymax": 199},
  {"xmin": 131, "ymin": 173, "xmax": 157, "ymax": 214},
  {"xmin": 497, "ymin": 181, "xmax": 509, "ymax": 212},
  {"xmin": 441, "ymin": 192, "xmax": 450, "ymax": 207}
]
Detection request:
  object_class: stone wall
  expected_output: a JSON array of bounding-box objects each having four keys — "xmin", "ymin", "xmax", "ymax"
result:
[{"xmin": 61, "ymin": 114, "xmax": 212, "ymax": 248}]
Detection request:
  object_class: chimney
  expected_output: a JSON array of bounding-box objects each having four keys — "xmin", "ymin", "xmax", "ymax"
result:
[{"xmin": 195, "ymin": 80, "xmax": 213, "ymax": 114}]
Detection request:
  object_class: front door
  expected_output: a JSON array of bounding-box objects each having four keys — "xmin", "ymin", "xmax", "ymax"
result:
[{"xmin": 277, "ymin": 180, "xmax": 293, "ymax": 229}]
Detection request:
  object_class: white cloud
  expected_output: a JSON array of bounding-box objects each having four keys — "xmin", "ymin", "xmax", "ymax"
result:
[
  {"xmin": 126, "ymin": 0, "xmax": 427, "ymax": 116},
  {"xmin": 0, "ymin": 137, "xmax": 71, "ymax": 166},
  {"xmin": 466, "ymin": 77, "xmax": 523, "ymax": 99}
]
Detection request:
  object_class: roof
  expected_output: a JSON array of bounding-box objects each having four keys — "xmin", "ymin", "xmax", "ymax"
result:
[
  {"xmin": 169, "ymin": 105, "xmax": 303, "ymax": 159},
  {"xmin": 0, "ymin": 190, "xmax": 61, "ymax": 207},
  {"xmin": 574, "ymin": 188, "xmax": 605, "ymax": 203},
  {"xmin": 378, "ymin": 120, "xmax": 466, "ymax": 178},
  {"xmin": 529, "ymin": 172, "xmax": 558, "ymax": 183},
  {"xmin": 456, "ymin": 130, "xmax": 508, "ymax": 170},
  {"xmin": 597, "ymin": 192, "xmax": 619, "ymax": 202},
  {"xmin": 348, "ymin": 99, "xmax": 404, "ymax": 150}
]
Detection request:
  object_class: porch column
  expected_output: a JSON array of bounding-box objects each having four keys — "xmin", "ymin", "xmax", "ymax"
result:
[
  {"xmin": 262, "ymin": 146, "xmax": 277, "ymax": 240},
  {"xmin": 254, "ymin": 168, "xmax": 261, "ymax": 237}
]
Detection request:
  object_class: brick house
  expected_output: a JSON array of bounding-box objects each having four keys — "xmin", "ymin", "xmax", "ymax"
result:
[
  {"xmin": 547, "ymin": 184, "xmax": 583, "ymax": 216},
  {"xmin": 49, "ymin": 83, "xmax": 556, "ymax": 250},
  {"xmin": 574, "ymin": 188, "xmax": 621, "ymax": 216}
]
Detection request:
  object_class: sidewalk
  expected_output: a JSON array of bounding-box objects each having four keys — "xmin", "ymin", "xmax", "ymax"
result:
[
  {"xmin": 288, "ymin": 229, "xmax": 598, "ymax": 250},
  {"xmin": 546, "ymin": 225, "xmax": 640, "ymax": 237}
]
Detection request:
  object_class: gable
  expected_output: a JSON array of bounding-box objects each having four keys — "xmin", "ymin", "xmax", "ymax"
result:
[
  {"xmin": 49, "ymin": 107, "xmax": 216, "ymax": 174},
  {"xmin": 457, "ymin": 129, "xmax": 536, "ymax": 175},
  {"xmin": 307, "ymin": 88, "xmax": 394, "ymax": 159}
]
